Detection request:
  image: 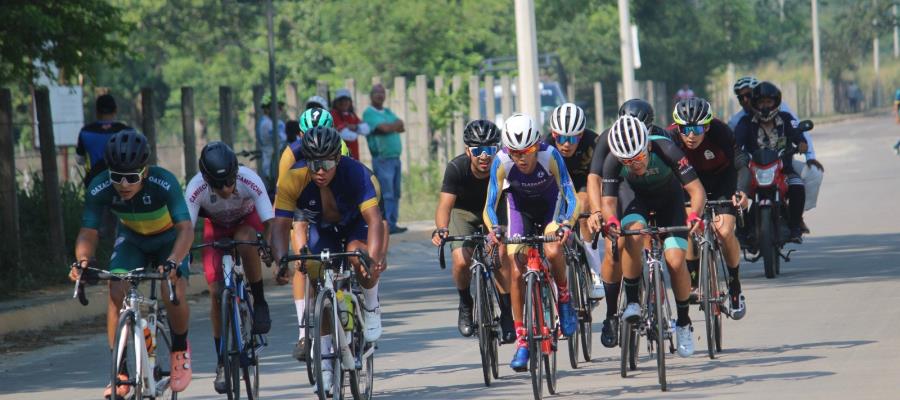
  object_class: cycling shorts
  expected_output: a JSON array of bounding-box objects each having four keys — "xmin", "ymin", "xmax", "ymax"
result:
[
  {"xmin": 618, "ymin": 180, "xmax": 688, "ymax": 251},
  {"xmin": 201, "ymin": 211, "xmax": 265, "ymax": 285},
  {"xmin": 110, "ymin": 228, "xmax": 190, "ymax": 277}
]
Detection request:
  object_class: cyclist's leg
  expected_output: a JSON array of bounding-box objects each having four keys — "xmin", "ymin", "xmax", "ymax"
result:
[
  {"xmin": 200, "ymin": 218, "xmax": 228, "ymax": 359},
  {"xmin": 292, "ymin": 219, "xmax": 310, "ymax": 341},
  {"xmin": 656, "ymin": 194, "xmax": 691, "ymax": 325},
  {"xmin": 619, "ymin": 187, "xmax": 649, "ymax": 322},
  {"xmin": 151, "ymin": 231, "xmax": 192, "ymax": 346},
  {"xmin": 108, "ymin": 233, "xmax": 147, "ymax": 349},
  {"xmin": 712, "ymin": 205, "xmax": 746, "ymax": 315},
  {"xmin": 449, "ymin": 209, "xmax": 478, "ymax": 336},
  {"xmin": 345, "ymin": 219, "xmax": 385, "ymax": 342},
  {"xmin": 231, "ymin": 211, "xmax": 270, "ymax": 333},
  {"xmin": 505, "ymin": 194, "xmax": 532, "ymax": 370}
]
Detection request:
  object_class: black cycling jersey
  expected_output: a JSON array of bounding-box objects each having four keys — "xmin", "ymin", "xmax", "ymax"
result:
[
  {"xmin": 544, "ymin": 128, "xmax": 600, "ymax": 191},
  {"xmin": 668, "ymin": 118, "xmax": 740, "ymax": 198},
  {"xmin": 441, "ymin": 154, "xmax": 490, "ymax": 216},
  {"xmin": 600, "ymin": 135, "xmax": 699, "ymax": 198}
]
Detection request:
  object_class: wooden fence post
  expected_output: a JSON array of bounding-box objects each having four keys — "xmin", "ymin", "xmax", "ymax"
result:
[
  {"xmin": 252, "ymin": 85, "xmax": 264, "ymax": 174},
  {"xmin": 451, "ymin": 75, "xmax": 464, "ymax": 157},
  {"xmin": 393, "ymin": 76, "xmax": 409, "ymax": 173},
  {"xmin": 286, "ymin": 81, "xmax": 299, "ymax": 119},
  {"xmin": 0, "ymin": 88, "xmax": 20, "ymax": 267},
  {"xmin": 468, "ymin": 75, "xmax": 480, "ymax": 122},
  {"xmin": 181, "ymin": 87, "xmax": 197, "ymax": 180},
  {"xmin": 435, "ymin": 76, "xmax": 447, "ymax": 165},
  {"xmin": 219, "ymin": 86, "xmax": 234, "ymax": 147},
  {"xmin": 500, "ymin": 75, "xmax": 512, "ymax": 121},
  {"xmin": 414, "ymin": 74, "xmax": 430, "ymax": 162},
  {"xmin": 34, "ymin": 88, "xmax": 67, "ymax": 268},
  {"xmin": 593, "ymin": 82, "xmax": 604, "ymax": 131},
  {"xmin": 485, "ymin": 76, "xmax": 496, "ymax": 122},
  {"xmin": 140, "ymin": 87, "xmax": 157, "ymax": 165}
]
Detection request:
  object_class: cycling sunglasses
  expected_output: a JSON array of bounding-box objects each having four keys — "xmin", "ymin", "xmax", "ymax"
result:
[
  {"xmin": 206, "ymin": 176, "xmax": 236, "ymax": 190},
  {"xmin": 468, "ymin": 145, "xmax": 499, "ymax": 157},
  {"xmin": 109, "ymin": 167, "xmax": 146, "ymax": 185},
  {"xmin": 507, "ymin": 144, "xmax": 539, "ymax": 157},
  {"xmin": 620, "ymin": 150, "xmax": 649, "ymax": 166},
  {"xmin": 553, "ymin": 133, "xmax": 581, "ymax": 145},
  {"xmin": 680, "ymin": 124, "xmax": 708, "ymax": 136},
  {"xmin": 309, "ymin": 158, "xmax": 339, "ymax": 172}
]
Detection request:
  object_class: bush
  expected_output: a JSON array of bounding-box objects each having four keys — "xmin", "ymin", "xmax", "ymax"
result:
[{"xmin": 400, "ymin": 160, "xmax": 442, "ymax": 223}]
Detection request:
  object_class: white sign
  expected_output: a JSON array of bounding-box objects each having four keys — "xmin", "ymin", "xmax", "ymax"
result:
[
  {"xmin": 631, "ymin": 24, "xmax": 641, "ymax": 69},
  {"xmin": 32, "ymin": 61, "xmax": 85, "ymax": 148}
]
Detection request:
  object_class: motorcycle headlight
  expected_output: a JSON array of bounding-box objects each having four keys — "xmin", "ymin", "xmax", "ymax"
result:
[{"xmin": 754, "ymin": 164, "xmax": 777, "ymax": 186}]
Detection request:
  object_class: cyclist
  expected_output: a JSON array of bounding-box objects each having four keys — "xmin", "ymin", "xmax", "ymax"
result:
[
  {"xmin": 271, "ymin": 126, "xmax": 387, "ymax": 394},
  {"xmin": 586, "ymin": 98, "xmax": 663, "ymax": 348},
  {"xmin": 68, "ymin": 129, "xmax": 193, "ymax": 397},
  {"xmin": 184, "ymin": 141, "xmax": 274, "ymax": 393},
  {"xmin": 432, "ymin": 120, "xmax": 515, "ymax": 343},
  {"xmin": 598, "ymin": 115, "xmax": 707, "ymax": 358},
  {"xmin": 484, "ymin": 113, "xmax": 579, "ymax": 372},
  {"xmin": 733, "ymin": 81, "xmax": 808, "ymax": 242},
  {"xmin": 544, "ymin": 103, "xmax": 605, "ymax": 299},
  {"xmin": 669, "ymin": 97, "xmax": 748, "ymax": 319}
]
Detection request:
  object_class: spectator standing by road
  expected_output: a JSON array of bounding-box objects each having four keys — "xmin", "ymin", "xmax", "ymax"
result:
[
  {"xmin": 332, "ymin": 88, "xmax": 370, "ymax": 160},
  {"xmin": 363, "ymin": 83, "xmax": 407, "ymax": 234},
  {"xmin": 76, "ymin": 94, "xmax": 133, "ymax": 188}
]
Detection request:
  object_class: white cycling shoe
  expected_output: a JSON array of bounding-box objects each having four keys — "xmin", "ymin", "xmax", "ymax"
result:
[
  {"xmin": 364, "ymin": 308, "xmax": 383, "ymax": 342},
  {"xmin": 313, "ymin": 368, "xmax": 333, "ymax": 396},
  {"xmin": 676, "ymin": 324, "xmax": 694, "ymax": 358},
  {"xmin": 590, "ymin": 275, "xmax": 605, "ymax": 299},
  {"xmin": 622, "ymin": 302, "xmax": 641, "ymax": 323}
]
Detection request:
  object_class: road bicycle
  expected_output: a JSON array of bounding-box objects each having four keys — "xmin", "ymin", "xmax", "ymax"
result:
[{"xmin": 565, "ymin": 212, "xmax": 596, "ymax": 369}]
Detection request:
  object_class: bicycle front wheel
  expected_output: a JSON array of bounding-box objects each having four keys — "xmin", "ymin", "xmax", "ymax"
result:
[
  {"xmin": 240, "ymin": 301, "xmax": 259, "ymax": 400},
  {"xmin": 221, "ymin": 289, "xmax": 241, "ymax": 400},
  {"xmin": 652, "ymin": 268, "xmax": 668, "ymax": 392},
  {"xmin": 349, "ymin": 307, "xmax": 374, "ymax": 400},
  {"xmin": 524, "ymin": 275, "xmax": 544, "ymax": 400},
  {"xmin": 313, "ymin": 290, "xmax": 342, "ymax": 400},
  {"xmin": 111, "ymin": 310, "xmax": 139, "ymax": 400},
  {"xmin": 566, "ymin": 258, "xmax": 581, "ymax": 370},
  {"xmin": 544, "ymin": 292, "xmax": 558, "ymax": 395},
  {"xmin": 473, "ymin": 265, "xmax": 494, "ymax": 386},
  {"xmin": 578, "ymin": 258, "xmax": 594, "ymax": 363},
  {"xmin": 700, "ymin": 244, "xmax": 716, "ymax": 360},
  {"xmin": 154, "ymin": 316, "xmax": 177, "ymax": 400}
]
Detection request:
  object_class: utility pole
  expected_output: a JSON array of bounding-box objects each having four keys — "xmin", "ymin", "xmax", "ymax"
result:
[
  {"xmin": 514, "ymin": 0, "xmax": 541, "ymax": 121},
  {"xmin": 812, "ymin": 0, "xmax": 824, "ymax": 114},
  {"xmin": 618, "ymin": 0, "xmax": 636, "ymax": 100},
  {"xmin": 266, "ymin": 0, "xmax": 279, "ymax": 181},
  {"xmin": 894, "ymin": 4, "xmax": 899, "ymax": 58}
]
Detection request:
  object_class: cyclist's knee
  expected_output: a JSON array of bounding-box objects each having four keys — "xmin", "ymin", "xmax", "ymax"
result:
[
  {"xmin": 233, "ymin": 225, "xmax": 256, "ymax": 240},
  {"xmin": 664, "ymin": 249, "xmax": 687, "ymax": 271}
]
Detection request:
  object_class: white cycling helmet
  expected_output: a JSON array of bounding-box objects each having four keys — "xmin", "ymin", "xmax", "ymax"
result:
[
  {"xmin": 549, "ymin": 103, "xmax": 586, "ymax": 136},
  {"xmin": 502, "ymin": 113, "xmax": 541, "ymax": 151},
  {"xmin": 608, "ymin": 115, "xmax": 649, "ymax": 159},
  {"xmin": 733, "ymin": 76, "xmax": 759, "ymax": 94},
  {"xmin": 305, "ymin": 95, "xmax": 328, "ymax": 110}
]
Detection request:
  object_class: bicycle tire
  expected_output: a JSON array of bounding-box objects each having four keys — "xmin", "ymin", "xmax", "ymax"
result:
[
  {"xmin": 154, "ymin": 317, "xmax": 177, "ymax": 400},
  {"xmin": 653, "ymin": 266, "xmax": 668, "ymax": 392},
  {"xmin": 619, "ymin": 317, "xmax": 630, "ymax": 378},
  {"xmin": 111, "ymin": 310, "xmax": 137, "ymax": 400},
  {"xmin": 578, "ymin": 257, "xmax": 594, "ymax": 363},
  {"xmin": 313, "ymin": 290, "xmax": 341, "ymax": 400},
  {"xmin": 715, "ymin": 249, "xmax": 728, "ymax": 352},
  {"xmin": 349, "ymin": 306, "xmax": 374, "ymax": 400},
  {"xmin": 487, "ymin": 283, "xmax": 500, "ymax": 380},
  {"xmin": 566, "ymin": 257, "xmax": 581, "ymax": 370},
  {"xmin": 701, "ymin": 243, "xmax": 716, "ymax": 360},
  {"xmin": 240, "ymin": 300, "xmax": 259, "ymax": 400},
  {"xmin": 221, "ymin": 289, "xmax": 241, "ymax": 400},
  {"xmin": 524, "ymin": 275, "xmax": 543, "ymax": 400},
  {"xmin": 544, "ymin": 291, "xmax": 558, "ymax": 395},
  {"xmin": 305, "ymin": 287, "xmax": 316, "ymax": 386},
  {"xmin": 474, "ymin": 264, "xmax": 493, "ymax": 386}
]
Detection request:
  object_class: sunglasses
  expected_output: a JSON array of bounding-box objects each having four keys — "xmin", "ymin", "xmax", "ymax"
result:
[
  {"xmin": 469, "ymin": 145, "xmax": 499, "ymax": 157},
  {"xmin": 309, "ymin": 158, "xmax": 339, "ymax": 172},
  {"xmin": 620, "ymin": 151, "xmax": 649, "ymax": 166},
  {"xmin": 109, "ymin": 168, "xmax": 145, "ymax": 185},
  {"xmin": 554, "ymin": 133, "xmax": 581, "ymax": 145},
  {"xmin": 508, "ymin": 144, "xmax": 539, "ymax": 157},
  {"xmin": 679, "ymin": 124, "xmax": 708, "ymax": 136},
  {"xmin": 207, "ymin": 176, "xmax": 236, "ymax": 190}
]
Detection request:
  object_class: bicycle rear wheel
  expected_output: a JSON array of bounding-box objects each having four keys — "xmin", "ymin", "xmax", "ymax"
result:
[
  {"xmin": 715, "ymin": 249, "xmax": 728, "ymax": 352},
  {"xmin": 474, "ymin": 265, "xmax": 494, "ymax": 386},
  {"xmin": 221, "ymin": 289, "xmax": 241, "ymax": 400},
  {"xmin": 652, "ymin": 267, "xmax": 668, "ymax": 392},
  {"xmin": 524, "ymin": 275, "xmax": 543, "ymax": 400}
]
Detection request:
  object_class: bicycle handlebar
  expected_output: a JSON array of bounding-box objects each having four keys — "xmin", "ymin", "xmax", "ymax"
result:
[
  {"xmin": 191, "ymin": 233, "xmax": 273, "ymax": 267},
  {"xmin": 503, "ymin": 235, "xmax": 559, "ymax": 245},
  {"xmin": 279, "ymin": 249, "xmax": 373, "ymax": 277},
  {"xmin": 438, "ymin": 234, "xmax": 489, "ymax": 270},
  {"xmin": 72, "ymin": 265, "xmax": 179, "ymax": 306}
]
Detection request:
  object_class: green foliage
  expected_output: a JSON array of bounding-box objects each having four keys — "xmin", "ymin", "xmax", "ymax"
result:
[
  {"xmin": 0, "ymin": 2, "xmax": 128, "ymax": 85},
  {"xmin": 428, "ymin": 86, "xmax": 469, "ymax": 133},
  {"xmin": 401, "ymin": 160, "xmax": 443, "ymax": 223}
]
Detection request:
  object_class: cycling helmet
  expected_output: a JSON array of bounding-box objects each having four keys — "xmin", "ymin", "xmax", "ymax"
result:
[
  {"xmin": 199, "ymin": 141, "xmax": 238, "ymax": 188},
  {"xmin": 305, "ymin": 95, "xmax": 328, "ymax": 110},
  {"xmin": 549, "ymin": 103, "xmax": 586, "ymax": 136},
  {"xmin": 672, "ymin": 97, "xmax": 714, "ymax": 126},
  {"xmin": 104, "ymin": 128, "xmax": 150, "ymax": 171},
  {"xmin": 608, "ymin": 115, "xmax": 649, "ymax": 159},
  {"xmin": 300, "ymin": 126, "xmax": 343, "ymax": 159},
  {"xmin": 733, "ymin": 76, "xmax": 759, "ymax": 94},
  {"xmin": 463, "ymin": 120, "xmax": 501, "ymax": 146},
  {"xmin": 299, "ymin": 107, "xmax": 334, "ymax": 133},
  {"xmin": 617, "ymin": 99, "xmax": 655, "ymax": 126},
  {"xmin": 501, "ymin": 113, "xmax": 541, "ymax": 151},
  {"xmin": 751, "ymin": 81, "xmax": 782, "ymax": 122}
]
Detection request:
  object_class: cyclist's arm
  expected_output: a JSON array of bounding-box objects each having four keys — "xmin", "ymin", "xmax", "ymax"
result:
[
  {"xmin": 74, "ymin": 227, "xmax": 99, "ymax": 263},
  {"xmin": 587, "ymin": 174, "xmax": 603, "ymax": 212},
  {"xmin": 599, "ymin": 153, "xmax": 622, "ymax": 224},
  {"xmin": 362, "ymin": 206, "xmax": 386, "ymax": 264},
  {"xmin": 166, "ymin": 221, "xmax": 194, "ymax": 266},
  {"xmin": 684, "ymin": 179, "xmax": 706, "ymax": 219},
  {"xmin": 435, "ymin": 192, "xmax": 456, "ymax": 231},
  {"xmin": 272, "ymin": 216, "xmax": 293, "ymax": 262},
  {"xmin": 291, "ymin": 220, "xmax": 308, "ymax": 253},
  {"xmin": 183, "ymin": 173, "xmax": 204, "ymax": 228},
  {"xmin": 436, "ymin": 160, "xmax": 461, "ymax": 231},
  {"xmin": 549, "ymin": 147, "xmax": 577, "ymax": 224},
  {"xmin": 483, "ymin": 156, "xmax": 505, "ymax": 231}
]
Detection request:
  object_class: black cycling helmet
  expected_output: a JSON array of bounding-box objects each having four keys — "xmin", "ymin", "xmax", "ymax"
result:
[
  {"xmin": 463, "ymin": 120, "xmax": 501, "ymax": 146},
  {"xmin": 199, "ymin": 141, "xmax": 238, "ymax": 188},
  {"xmin": 672, "ymin": 97, "xmax": 714, "ymax": 126},
  {"xmin": 104, "ymin": 128, "xmax": 150, "ymax": 171},
  {"xmin": 617, "ymin": 99, "xmax": 655, "ymax": 127},
  {"xmin": 300, "ymin": 126, "xmax": 343, "ymax": 159},
  {"xmin": 751, "ymin": 81, "xmax": 782, "ymax": 122}
]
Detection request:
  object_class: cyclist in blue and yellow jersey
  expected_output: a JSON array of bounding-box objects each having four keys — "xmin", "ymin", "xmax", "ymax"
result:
[
  {"xmin": 484, "ymin": 113, "xmax": 579, "ymax": 372},
  {"xmin": 271, "ymin": 126, "xmax": 386, "ymax": 394},
  {"xmin": 544, "ymin": 103, "xmax": 605, "ymax": 300},
  {"xmin": 68, "ymin": 129, "xmax": 194, "ymax": 397},
  {"xmin": 599, "ymin": 115, "xmax": 707, "ymax": 358}
]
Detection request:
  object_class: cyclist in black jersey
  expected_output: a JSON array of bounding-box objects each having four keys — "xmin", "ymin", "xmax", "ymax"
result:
[
  {"xmin": 545, "ymin": 103, "xmax": 605, "ymax": 299},
  {"xmin": 432, "ymin": 120, "xmax": 515, "ymax": 343}
]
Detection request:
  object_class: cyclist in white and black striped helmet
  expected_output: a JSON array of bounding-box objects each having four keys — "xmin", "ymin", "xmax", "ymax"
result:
[{"xmin": 546, "ymin": 103, "xmax": 606, "ymax": 300}]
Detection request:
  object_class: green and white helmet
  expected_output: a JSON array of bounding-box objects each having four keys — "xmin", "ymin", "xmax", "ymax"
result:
[{"xmin": 299, "ymin": 107, "xmax": 334, "ymax": 133}]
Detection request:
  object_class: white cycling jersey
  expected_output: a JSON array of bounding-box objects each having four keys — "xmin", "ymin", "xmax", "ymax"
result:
[{"xmin": 185, "ymin": 166, "xmax": 274, "ymax": 227}]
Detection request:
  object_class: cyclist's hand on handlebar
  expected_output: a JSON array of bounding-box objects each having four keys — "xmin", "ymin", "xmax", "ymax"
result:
[
  {"xmin": 556, "ymin": 223, "xmax": 572, "ymax": 242},
  {"xmin": 159, "ymin": 260, "xmax": 182, "ymax": 285},
  {"xmin": 587, "ymin": 212, "xmax": 603, "ymax": 234},
  {"xmin": 687, "ymin": 212, "xmax": 704, "ymax": 236},
  {"xmin": 68, "ymin": 261, "xmax": 84, "ymax": 282},
  {"xmin": 431, "ymin": 227, "xmax": 449, "ymax": 247},
  {"xmin": 732, "ymin": 191, "xmax": 750, "ymax": 210},
  {"xmin": 602, "ymin": 215, "xmax": 621, "ymax": 241},
  {"xmin": 488, "ymin": 226, "xmax": 504, "ymax": 245}
]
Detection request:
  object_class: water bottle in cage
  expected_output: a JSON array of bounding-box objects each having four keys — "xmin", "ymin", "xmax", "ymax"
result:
[{"xmin": 336, "ymin": 290, "xmax": 355, "ymax": 331}]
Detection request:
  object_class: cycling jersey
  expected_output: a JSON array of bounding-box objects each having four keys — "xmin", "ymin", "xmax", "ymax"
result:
[
  {"xmin": 544, "ymin": 129, "xmax": 600, "ymax": 191},
  {"xmin": 441, "ymin": 154, "xmax": 490, "ymax": 216},
  {"xmin": 668, "ymin": 119, "xmax": 742, "ymax": 214},
  {"xmin": 184, "ymin": 166, "xmax": 274, "ymax": 228},
  {"xmin": 484, "ymin": 143, "xmax": 577, "ymax": 232},
  {"xmin": 600, "ymin": 135, "xmax": 699, "ymax": 197},
  {"xmin": 75, "ymin": 120, "xmax": 132, "ymax": 187},
  {"xmin": 589, "ymin": 124, "xmax": 670, "ymax": 178},
  {"xmin": 274, "ymin": 156, "xmax": 380, "ymax": 228}
]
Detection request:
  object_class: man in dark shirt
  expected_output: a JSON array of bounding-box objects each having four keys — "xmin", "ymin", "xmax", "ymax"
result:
[
  {"xmin": 431, "ymin": 120, "xmax": 514, "ymax": 343},
  {"xmin": 76, "ymin": 94, "xmax": 133, "ymax": 188}
]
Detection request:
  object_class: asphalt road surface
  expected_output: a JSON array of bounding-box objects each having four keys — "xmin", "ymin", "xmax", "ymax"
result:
[{"xmin": 2, "ymin": 115, "xmax": 899, "ymax": 399}]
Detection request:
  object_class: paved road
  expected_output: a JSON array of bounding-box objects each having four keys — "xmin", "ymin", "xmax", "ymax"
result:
[{"xmin": 3, "ymin": 115, "xmax": 900, "ymax": 399}]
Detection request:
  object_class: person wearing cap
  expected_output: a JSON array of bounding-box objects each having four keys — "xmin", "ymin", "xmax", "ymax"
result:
[
  {"xmin": 257, "ymin": 94, "xmax": 286, "ymax": 184},
  {"xmin": 331, "ymin": 88, "xmax": 370, "ymax": 160},
  {"xmin": 76, "ymin": 94, "xmax": 134, "ymax": 188},
  {"xmin": 363, "ymin": 83, "xmax": 407, "ymax": 234}
]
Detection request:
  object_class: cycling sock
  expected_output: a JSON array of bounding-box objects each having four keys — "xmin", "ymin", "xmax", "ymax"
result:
[
  {"xmin": 514, "ymin": 321, "xmax": 526, "ymax": 347},
  {"xmin": 603, "ymin": 281, "xmax": 621, "ymax": 319},
  {"xmin": 788, "ymin": 184, "xmax": 806, "ymax": 229},
  {"xmin": 686, "ymin": 259, "xmax": 699, "ymax": 287},
  {"xmin": 728, "ymin": 265, "xmax": 742, "ymax": 295},
  {"xmin": 676, "ymin": 300, "xmax": 691, "ymax": 327},
  {"xmin": 250, "ymin": 280, "xmax": 265, "ymax": 304},
  {"xmin": 364, "ymin": 282, "xmax": 380, "ymax": 309},
  {"xmin": 294, "ymin": 299, "xmax": 306, "ymax": 338},
  {"xmin": 214, "ymin": 337, "xmax": 222, "ymax": 362},
  {"xmin": 624, "ymin": 276, "xmax": 641, "ymax": 304},
  {"xmin": 558, "ymin": 282, "xmax": 571, "ymax": 303},
  {"xmin": 458, "ymin": 287, "xmax": 473, "ymax": 309},
  {"xmin": 585, "ymin": 245, "xmax": 603, "ymax": 276},
  {"xmin": 498, "ymin": 294, "xmax": 513, "ymax": 328},
  {"xmin": 321, "ymin": 335, "xmax": 333, "ymax": 362},
  {"xmin": 171, "ymin": 331, "xmax": 188, "ymax": 352}
]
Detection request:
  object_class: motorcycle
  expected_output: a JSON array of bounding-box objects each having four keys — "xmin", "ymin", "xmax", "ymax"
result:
[{"xmin": 739, "ymin": 119, "xmax": 813, "ymax": 279}]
